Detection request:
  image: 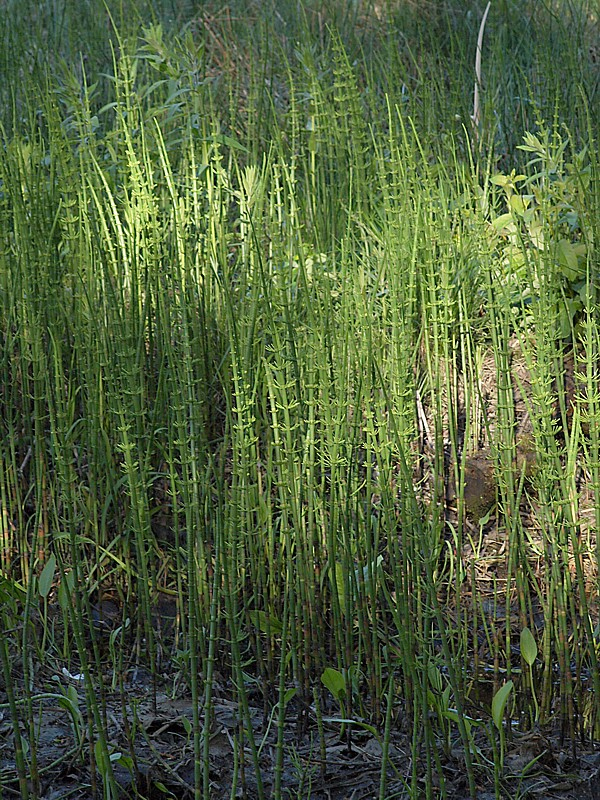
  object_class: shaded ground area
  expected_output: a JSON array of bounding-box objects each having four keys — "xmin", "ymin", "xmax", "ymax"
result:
[
  {"xmin": 2, "ymin": 653, "xmax": 600, "ymax": 799},
  {"xmin": 2, "ymin": 541, "xmax": 600, "ymax": 800},
  {"xmin": 2, "ymin": 345, "xmax": 599, "ymax": 799}
]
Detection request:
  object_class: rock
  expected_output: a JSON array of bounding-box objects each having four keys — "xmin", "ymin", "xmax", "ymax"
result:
[
  {"xmin": 462, "ymin": 434, "xmax": 538, "ymax": 520},
  {"xmin": 463, "ymin": 449, "xmax": 496, "ymax": 520}
]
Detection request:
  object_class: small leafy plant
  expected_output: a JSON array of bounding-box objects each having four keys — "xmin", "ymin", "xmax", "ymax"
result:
[
  {"xmin": 491, "ymin": 680, "xmax": 514, "ymax": 775},
  {"xmin": 489, "ymin": 127, "xmax": 591, "ymax": 337},
  {"xmin": 520, "ymin": 626, "xmax": 540, "ymax": 723}
]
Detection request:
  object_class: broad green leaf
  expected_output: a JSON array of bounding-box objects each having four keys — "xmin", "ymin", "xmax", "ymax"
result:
[
  {"xmin": 67, "ymin": 684, "xmax": 79, "ymax": 708},
  {"xmin": 442, "ymin": 685, "xmax": 451, "ymax": 709},
  {"xmin": 58, "ymin": 570, "xmax": 75, "ymax": 611},
  {"xmin": 58, "ymin": 581, "xmax": 69, "ymax": 611},
  {"xmin": 491, "ymin": 174, "xmax": 509, "ymax": 187},
  {"xmin": 509, "ymin": 194, "xmax": 527, "ymax": 216},
  {"xmin": 557, "ymin": 238, "xmax": 578, "ymax": 272},
  {"xmin": 491, "ymin": 172, "xmax": 526, "ymax": 187},
  {"xmin": 94, "ymin": 739, "xmax": 108, "ymax": 776},
  {"xmin": 39, "ymin": 554, "xmax": 56, "ymax": 599},
  {"xmin": 563, "ymin": 210, "xmax": 580, "ymax": 230},
  {"xmin": 321, "ymin": 667, "xmax": 346, "ymax": 700},
  {"xmin": 283, "ymin": 687, "xmax": 298, "ymax": 706},
  {"xmin": 57, "ymin": 695, "xmax": 77, "ymax": 717},
  {"xmin": 557, "ymin": 239, "xmax": 586, "ymax": 281},
  {"xmin": 207, "ymin": 133, "xmax": 249, "ymax": 153},
  {"xmin": 0, "ymin": 575, "xmax": 26, "ymax": 604},
  {"xmin": 248, "ymin": 610, "xmax": 283, "ymax": 635},
  {"xmin": 19, "ymin": 734, "xmax": 30, "ymax": 757},
  {"xmin": 334, "ymin": 562, "xmax": 346, "ymax": 615},
  {"xmin": 528, "ymin": 219, "xmax": 545, "ymax": 249},
  {"xmin": 558, "ymin": 299, "xmax": 581, "ymax": 338},
  {"xmin": 442, "ymin": 709, "xmax": 473, "ymax": 736},
  {"xmin": 153, "ymin": 780, "xmax": 176, "ymax": 797},
  {"xmin": 520, "ymin": 627, "xmax": 538, "ymax": 666},
  {"xmin": 114, "ymin": 753, "xmax": 134, "ymax": 771},
  {"xmin": 427, "ymin": 663, "xmax": 443, "ymax": 693},
  {"xmin": 491, "ymin": 680, "xmax": 514, "ymax": 730},
  {"xmin": 491, "ymin": 213, "xmax": 516, "ymax": 232},
  {"xmin": 355, "ymin": 555, "xmax": 383, "ymax": 596}
]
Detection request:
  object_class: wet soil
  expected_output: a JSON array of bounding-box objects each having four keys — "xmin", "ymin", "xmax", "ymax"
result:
[{"xmin": 2, "ymin": 642, "xmax": 600, "ymax": 800}]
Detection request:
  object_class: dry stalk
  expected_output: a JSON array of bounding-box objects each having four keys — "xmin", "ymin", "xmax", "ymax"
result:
[{"xmin": 471, "ymin": 1, "xmax": 492, "ymax": 138}]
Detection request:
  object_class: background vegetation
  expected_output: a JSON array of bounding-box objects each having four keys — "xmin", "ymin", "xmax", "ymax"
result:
[{"xmin": 0, "ymin": 1, "xmax": 599, "ymax": 798}]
